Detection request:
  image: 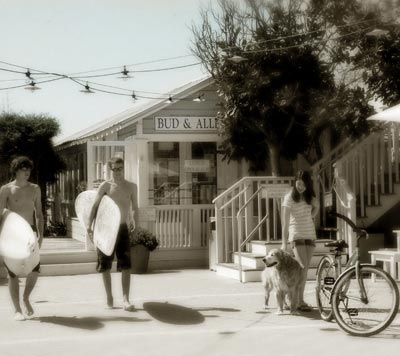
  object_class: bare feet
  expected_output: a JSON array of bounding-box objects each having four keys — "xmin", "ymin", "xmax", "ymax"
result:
[
  {"xmin": 23, "ymin": 299, "xmax": 34, "ymax": 317},
  {"xmin": 123, "ymin": 301, "xmax": 135, "ymax": 311},
  {"xmin": 14, "ymin": 312, "xmax": 25, "ymax": 321},
  {"xmin": 106, "ymin": 297, "xmax": 114, "ymax": 310}
]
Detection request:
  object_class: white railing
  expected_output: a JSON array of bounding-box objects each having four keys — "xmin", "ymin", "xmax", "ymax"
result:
[
  {"xmin": 213, "ymin": 176, "xmax": 294, "ymax": 265},
  {"xmin": 311, "ymin": 122, "xmax": 400, "ymax": 250},
  {"xmin": 335, "ymin": 124, "xmax": 400, "ymax": 217},
  {"xmin": 153, "ymin": 205, "xmax": 214, "ymax": 249},
  {"xmin": 311, "ymin": 137, "xmax": 359, "ymax": 228}
]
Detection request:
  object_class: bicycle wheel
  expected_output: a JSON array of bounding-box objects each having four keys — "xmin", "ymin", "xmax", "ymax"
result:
[
  {"xmin": 332, "ymin": 265, "xmax": 399, "ymax": 337},
  {"xmin": 315, "ymin": 255, "xmax": 336, "ymax": 321}
]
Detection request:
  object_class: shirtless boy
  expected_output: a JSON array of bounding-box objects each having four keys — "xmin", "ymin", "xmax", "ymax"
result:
[
  {"xmin": 0, "ymin": 156, "xmax": 44, "ymax": 321},
  {"xmin": 87, "ymin": 157, "xmax": 138, "ymax": 310}
]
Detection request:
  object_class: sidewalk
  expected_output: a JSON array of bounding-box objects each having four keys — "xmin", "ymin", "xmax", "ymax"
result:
[{"xmin": 0, "ymin": 269, "xmax": 399, "ymax": 356}]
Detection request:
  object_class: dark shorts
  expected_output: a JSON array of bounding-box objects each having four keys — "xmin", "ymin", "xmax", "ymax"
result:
[
  {"xmin": 4, "ymin": 225, "xmax": 40, "ymax": 278},
  {"xmin": 96, "ymin": 224, "xmax": 131, "ymax": 273},
  {"xmin": 290, "ymin": 239, "xmax": 316, "ymax": 249}
]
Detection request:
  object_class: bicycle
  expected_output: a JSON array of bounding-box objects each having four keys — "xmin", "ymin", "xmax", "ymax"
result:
[{"xmin": 315, "ymin": 212, "xmax": 399, "ymax": 337}]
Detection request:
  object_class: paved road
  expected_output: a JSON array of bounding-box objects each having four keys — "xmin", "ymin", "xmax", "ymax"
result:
[{"xmin": 0, "ymin": 270, "xmax": 399, "ymax": 356}]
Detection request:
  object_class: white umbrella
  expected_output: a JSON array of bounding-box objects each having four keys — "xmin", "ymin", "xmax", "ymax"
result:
[{"xmin": 367, "ymin": 104, "xmax": 400, "ymax": 122}]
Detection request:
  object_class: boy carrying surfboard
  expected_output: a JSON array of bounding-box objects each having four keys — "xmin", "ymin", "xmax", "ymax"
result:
[
  {"xmin": 0, "ymin": 156, "xmax": 44, "ymax": 321},
  {"xmin": 87, "ymin": 157, "xmax": 138, "ymax": 311}
]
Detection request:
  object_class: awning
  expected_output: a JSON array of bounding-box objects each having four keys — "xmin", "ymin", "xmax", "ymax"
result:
[{"xmin": 367, "ymin": 104, "xmax": 400, "ymax": 122}]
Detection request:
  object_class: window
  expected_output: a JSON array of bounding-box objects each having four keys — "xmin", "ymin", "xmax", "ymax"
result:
[
  {"xmin": 190, "ymin": 142, "xmax": 217, "ymax": 204},
  {"xmin": 148, "ymin": 142, "xmax": 217, "ymax": 205},
  {"xmin": 150, "ymin": 142, "xmax": 179, "ymax": 205}
]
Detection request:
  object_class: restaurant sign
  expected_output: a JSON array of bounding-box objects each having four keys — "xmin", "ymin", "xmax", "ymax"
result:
[{"xmin": 155, "ymin": 117, "xmax": 217, "ymax": 132}]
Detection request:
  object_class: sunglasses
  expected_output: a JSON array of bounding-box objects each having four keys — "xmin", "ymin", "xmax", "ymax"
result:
[{"xmin": 111, "ymin": 167, "xmax": 124, "ymax": 172}]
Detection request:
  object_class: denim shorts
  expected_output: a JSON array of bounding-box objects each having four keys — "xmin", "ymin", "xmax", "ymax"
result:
[{"xmin": 290, "ymin": 239, "xmax": 316, "ymax": 249}]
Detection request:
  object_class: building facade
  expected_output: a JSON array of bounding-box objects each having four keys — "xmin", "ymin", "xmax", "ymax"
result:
[{"xmin": 49, "ymin": 77, "xmax": 250, "ymax": 268}]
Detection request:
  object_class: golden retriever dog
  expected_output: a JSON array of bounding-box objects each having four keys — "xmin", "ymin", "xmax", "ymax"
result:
[{"xmin": 261, "ymin": 248, "xmax": 303, "ymax": 315}]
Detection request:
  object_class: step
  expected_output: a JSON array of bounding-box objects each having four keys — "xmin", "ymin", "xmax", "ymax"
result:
[
  {"xmin": 0, "ymin": 251, "xmax": 98, "ymax": 278},
  {"xmin": 215, "ymin": 263, "xmax": 318, "ymax": 283},
  {"xmin": 215, "ymin": 263, "xmax": 263, "ymax": 283},
  {"xmin": 233, "ymin": 252, "xmax": 264, "ymax": 269},
  {"xmin": 40, "ymin": 262, "xmax": 117, "ymax": 276},
  {"xmin": 249, "ymin": 239, "xmax": 333, "ymax": 255},
  {"xmin": 233, "ymin": 251, "xmax": 347, "ymax": 270},
  {"xmin": 39, "ymin": 251, "xmax": 97, "ymax": 264},
  {"xmin": 0, "ymin": 261, "xmax": 117, "ymax": 278}
]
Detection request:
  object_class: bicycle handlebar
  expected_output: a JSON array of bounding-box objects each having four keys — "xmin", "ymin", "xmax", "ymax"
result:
[{"xmin": 328, "ymin": 212, "xmax": 367, "ymax": 238}]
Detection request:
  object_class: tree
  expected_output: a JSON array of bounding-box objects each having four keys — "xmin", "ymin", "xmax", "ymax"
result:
[
  {"xmin": 191, "ymin": 0, "xmax": 377, "ymax": 174},
  {"xmin": 0, "ymin": 112, "xmax": 66, "ymax": 220},
  {"xmin": 352, "ymin": 24, "xmax": 400, "ymax": 107}
]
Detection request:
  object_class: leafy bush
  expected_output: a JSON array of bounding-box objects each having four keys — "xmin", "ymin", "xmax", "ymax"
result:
[
  {"xmin": 45, "ymin": 220, "xmax": 67, "ymax": 237},
  {"xmin": 129, "ymin": 227, "xmax": 159, "ymax": 251}
]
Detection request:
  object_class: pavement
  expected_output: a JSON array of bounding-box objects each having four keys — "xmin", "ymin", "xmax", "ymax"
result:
[{"xmin": 0, "ymin": 269, "xmax": 399, "ymax": 356}]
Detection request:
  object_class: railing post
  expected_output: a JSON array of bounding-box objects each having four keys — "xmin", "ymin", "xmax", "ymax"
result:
[
  {"xmin": 313, "ymin": 168, "xmax": 321, "ymax": 229},
  {"xmin": 244, "ymin": 183, "xmax": 254, "ymax": 247},
  {"xmin": 214, "ymin": 201, "xmax": 224, "ymax": 265},
  {"xmin": 192, "ymin": 208, "xmax": 202, "ymax": 247}
]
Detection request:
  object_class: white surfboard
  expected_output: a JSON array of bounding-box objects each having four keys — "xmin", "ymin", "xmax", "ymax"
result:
[
  {"xmin": 75, "ymin": 190, "xmax": 121, "ymax": 256},
  {"xmin": 0, "ymin": 210, "xmax": 40, "ymax": 276}
]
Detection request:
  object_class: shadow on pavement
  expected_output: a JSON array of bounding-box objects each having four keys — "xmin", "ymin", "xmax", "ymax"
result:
[
  {"xmin": 143, "ymin": 302, "xmax": 241, "ymax": 325},
  {"xmin": 143, "ymin": 302, "xmax": 205, "ymax": 325},
  {"xmin": 197, "ymin": 307, "xmax": 240, "ymax": 313},
  {"xmin": 255, "ymin": 308, "xmax": 322, "ymax": 320},
  {"xmin": 295, "ymin": 309, "xmax": 326, "ymax": 321},
  {"xmin": 33, "ymin": 315, "xmax": 151, "ymax": 330},
  {"xmin": 139, "ymin": 270, "xmax": 182, "ymax": 275},
  {"xmin": 0, "ymin": 278, "xmax": 7, "ymax": 286}
]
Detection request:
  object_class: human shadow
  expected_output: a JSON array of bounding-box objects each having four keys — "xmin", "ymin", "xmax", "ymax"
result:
[
  {"xmin": 295, "ymin": 309, "xmax": 326, "ymax": 321},
  {"xmin": 142, "ymin": 270, "xmax": 181, "ymax": 275},
  {"xmin": 142, "ymin": 303, "xmax": 241, "ymax": 325},
  {"xmin": 254, "ymin": 307, "xmax": 324, "ymax": 321},
  {"xmin": 197, "ymin": 307, "xmax": 240, "ymax": 313},
  {"xmin": 143, "ymin": 302, "xmax": 205, "ymax": 325},
  {"xmin": 33, "ymin": 315, "xmax": 151, "ymax": 330}
]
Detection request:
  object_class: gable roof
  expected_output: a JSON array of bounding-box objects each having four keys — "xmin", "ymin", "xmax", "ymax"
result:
[{"xmin": 55, "ymin": 75, "xmax": 214, "ymax": 147}]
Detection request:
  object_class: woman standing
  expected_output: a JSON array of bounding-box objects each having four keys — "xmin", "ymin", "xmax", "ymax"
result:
[{"xmin": 281, "ymin": 170, "xmax": 319, "ymax": 311}]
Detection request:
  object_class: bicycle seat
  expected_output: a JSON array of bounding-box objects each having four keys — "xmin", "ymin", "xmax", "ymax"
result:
[{"xmin": 324, "ymin": 239, "xmax": 348, "ymax": 250}]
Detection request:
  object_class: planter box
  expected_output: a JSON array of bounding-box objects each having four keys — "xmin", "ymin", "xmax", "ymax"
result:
[{"xmin": 130, "ymin": 245, "xmax": 150, "ymax": 274}]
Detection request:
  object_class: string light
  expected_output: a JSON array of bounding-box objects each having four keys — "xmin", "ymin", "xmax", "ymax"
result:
[
  {"xmin": 79, "ymin": 82, "xmax": 94, "ymax": 94},
  {"xmin": 117, "ymin": 65, "xmax": 133, "ymax": 80},
  {"xmin": 193, "ymin": 93, "xmax": 205, "ymax": 102},
  {"xmin": 24, "ymin": 81, "xmax": 41, "ymax": 91},
  {"xmin": 365, "ymin": 29, "xmax": 390, "ymax": 37},
  {"xmin": 227, "ymin": 55, "xmax": 247, "ymax": 63},
  {"xmin": 25, "ymin": 69, "xmax": 33, "ymax": 81},
  {"xmin": 0, "ymin": 18, "xmax": 395, "ymax": 100}
]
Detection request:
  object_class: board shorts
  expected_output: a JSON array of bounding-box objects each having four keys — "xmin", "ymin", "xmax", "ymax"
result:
[
  {"xmin": 4, "ymin": 225, "xmax": 40, "ymax": 278},
  {"xmin": 96, "ymin": 224, "xmax": 131, "ymax": 272}
]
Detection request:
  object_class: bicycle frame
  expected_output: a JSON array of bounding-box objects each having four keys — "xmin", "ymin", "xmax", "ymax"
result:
[{"xmin": 327, "ymin": 212, "xmax": 369, "ymax": 304}]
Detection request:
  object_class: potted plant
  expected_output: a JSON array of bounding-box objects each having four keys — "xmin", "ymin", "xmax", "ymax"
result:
[{"xmin": 129, "ymin": 227, "xmax": 159, "ymax": 274}]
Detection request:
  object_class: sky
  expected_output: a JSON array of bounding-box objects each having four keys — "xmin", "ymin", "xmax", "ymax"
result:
[{"xmin": 0, "ymin": 0, "xmax": 212, "ymax": 140}]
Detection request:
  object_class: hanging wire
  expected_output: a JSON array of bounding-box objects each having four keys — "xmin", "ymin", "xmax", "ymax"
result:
[
  {"xmin": 0, "ymin": 17, "xmax": 383, "ymax": 78},
  {"xmin": 0, "ymin": 18, "xmax": 393, "ymax": 96},
  {"xmin": 0, "ymin": 76, "xmax": 66, "ymax": 91}
]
